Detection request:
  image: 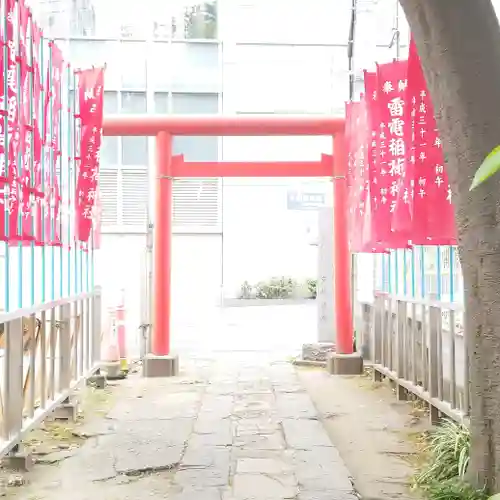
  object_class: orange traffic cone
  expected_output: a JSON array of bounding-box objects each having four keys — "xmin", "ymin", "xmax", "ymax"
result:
[
  {"xmin": 116, "ymin": 291, "xmax": 129, "ymax": 373},
  {"xmin": 101, "ymin": 318, "xmax": 124, "ymax": 380}
]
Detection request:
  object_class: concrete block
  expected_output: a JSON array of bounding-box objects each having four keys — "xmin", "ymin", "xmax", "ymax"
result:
[
  {"xmin": 143, "ymin": 354, "xmax": 179, "ymax": 378},
  {"xmin": 3, "ymin": 447, "xmax": 34, "ymax": 472},
  {"xmin": 86, "ymin": 374, "xmax": 107, "ymax": 389},
  {"xmin": 51, "ymin": 399, "xmax": 79, "ymax": 421},
  {"xmin": 327, "ymin": 352, "xmax": 364, "ymax": 375},
  {"xmin": 302, "ymin": 342, "xmax": 335, "ymax": 362}
]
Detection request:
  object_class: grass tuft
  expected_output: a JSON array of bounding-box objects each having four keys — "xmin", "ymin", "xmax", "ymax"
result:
[{"xmin": 414, "ymin": 419, "xmax": 486, "ymax": 500}]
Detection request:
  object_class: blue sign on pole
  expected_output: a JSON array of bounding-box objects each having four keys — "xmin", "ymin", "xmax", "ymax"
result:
[{"xmin": 287, "ymin": 190, "xmax": 326, "ymax": 210}]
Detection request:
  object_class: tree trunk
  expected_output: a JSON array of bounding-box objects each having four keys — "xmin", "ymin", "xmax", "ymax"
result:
[{"xmin": 398, "ymin": 0, "xmax": 500, "ymax": 491}]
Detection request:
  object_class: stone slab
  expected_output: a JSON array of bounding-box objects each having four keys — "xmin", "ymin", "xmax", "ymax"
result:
[
  {"xmin": 301, "ymin": 342, "xmax": 336, "ymax": 362},
  {"xmin": 275, "ymin": 393, "xmax": 318, "ymax": 419},
  {"xmin": 282, "ymin": 419, "xmax": 333, "ymax": 449},
  {"xmin": 293, "ymin": 448, "xmax": 354, "ymax": 492},
  {"xmin": 231, "ymin": 473, "xmax": 298, "ymax": 499}
]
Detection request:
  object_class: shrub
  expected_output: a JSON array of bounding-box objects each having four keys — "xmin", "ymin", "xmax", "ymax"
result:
[
  {"xmin": 239, "ymin": 281, "xmax": 254, "ymax": 299},
  {"xmin": 414, "ymin": 419, "xmax": 486, "ymax": 500},
  {"xmin": 423, "ymin": 478, "xmax": 487, "ymax": 500},
  {"xmin": 306, "ymin": 278, "xmax": 317, "ymax": 299},
  {"xmin": 255, "ymin": 276, "xmax": 295, "ymax": 299},
  {"xmin": 415, "ymin": 420, "xmax": 470, "ymax": 487}
]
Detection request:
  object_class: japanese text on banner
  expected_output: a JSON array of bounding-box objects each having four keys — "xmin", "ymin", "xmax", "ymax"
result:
[
  {"xmin": 76, "ymin": 67, "xmax": 105, "ymax": 244},
  {"xmin": 405, "ymin": 40, "xmax": 456, "ymax": 245},
  {"xmin": 372, "ymin": 60, "xmax": 410, "ymax": 249},
  {"xmin": 0, "ymin": 0, "xmax": 21, "ymax": 242}
]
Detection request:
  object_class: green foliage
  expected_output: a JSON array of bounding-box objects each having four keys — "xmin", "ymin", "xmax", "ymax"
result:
[
  {"xmin": 424, "ymin": 479, "xmax": 487, "ymax": 500},
  {"xmin": 238, "ymin": 277, "xmax": 317, "ymax": 300},
  {"xmin": 415, "ymin": 420, "xmax": 470, "ymax": 486},
  {"xmin": 183, "ymin": 1, "xmax": 217, "ymax": 39},
  {"xmin": 470, "ymin": 145, "xmax": 500, "ymax": 190},
  {"xmin": 255, "ymin": 276, "xmax": 296, "ymax": 299},
  {"xmin": 306, "ymin": 278, "xmax": 317, "ymax": 299},
  {"xmin": 414, "ymin": 420, "xmax": 486, "ymax": 500}
]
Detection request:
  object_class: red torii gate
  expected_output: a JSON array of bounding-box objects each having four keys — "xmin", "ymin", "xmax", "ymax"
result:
[{"xmin": 103, "ymin": 114, "xmax": 357, "ymax": 376}]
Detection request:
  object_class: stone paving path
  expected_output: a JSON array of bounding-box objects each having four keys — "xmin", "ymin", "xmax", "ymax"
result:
[{"xmin": 14, "ymin": 355, "xmax": 358, "ymax": 500}]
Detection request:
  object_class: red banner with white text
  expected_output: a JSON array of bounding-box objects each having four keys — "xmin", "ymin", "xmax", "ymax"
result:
[
  {"xmin": 75, "ymin": 67, "xmax": 105, "ymax": 244},
  {"xmin": 0, "ymin": 0, "xmax": 21, "ymax": 242},
  {"xmin": 400, "ymin": 40, "xmax": 456, "ymax": 245},
  {"xmin": 345, "ymin": 43, "xmax": 458, "ymax": 252},
  {"xmin": 370, "ymin": 60, "xmax": 411, "ymax": 249}
]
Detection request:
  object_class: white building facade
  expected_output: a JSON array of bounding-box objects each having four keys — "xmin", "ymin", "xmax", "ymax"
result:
[{"xmin": 13, "ymin": 0, "xmax": 410, "ymax": 347}]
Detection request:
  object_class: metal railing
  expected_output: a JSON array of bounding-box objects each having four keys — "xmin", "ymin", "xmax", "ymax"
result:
[
  {"xmin": 0, "ymin": 288, "xmax": 102, "ymax": 457},
  {"xmin": 360, "ymin": 291, "xmax": 469, "ymax": 424}
]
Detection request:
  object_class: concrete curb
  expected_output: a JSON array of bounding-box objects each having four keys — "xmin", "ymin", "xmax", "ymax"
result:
[{"xmin": 222, "ymin": 298, "xmax": 316, "ymax": 308}]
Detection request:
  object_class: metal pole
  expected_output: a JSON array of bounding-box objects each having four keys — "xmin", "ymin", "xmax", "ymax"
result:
[
  {"xmin": 347, "ymin": 0, "xmax": 358, "ymax": 349},
  {"xmin": 347, "ymin": 0, "xmax": 358, "ymax": 102},
  {"xmin": 333, "ymin": 134, "xmax": 354, "ymax": 355},
  {"xmin": 152, "ymin": 131, "xmax": 172, "ymax": 356}
]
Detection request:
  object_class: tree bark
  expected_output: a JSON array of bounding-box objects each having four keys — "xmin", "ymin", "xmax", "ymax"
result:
[{"xmin": 398, "ymin": 0, "xmax": 500, "ymax": 491}]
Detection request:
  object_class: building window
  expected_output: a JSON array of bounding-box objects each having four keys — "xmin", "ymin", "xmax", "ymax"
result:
[
  {"xmin": 171, "ymin": 92, "xmax": 218, "ymax": 114},
  {"xmin": 99, "ymin": 170, "xmax": 119, "ymax": 226},
  {"xmin": 154, "ymin": 92, "xmax": 169, "ymax": 114},
  {"xmin": 171, "ymin": 0, "xmax": 217, "ymax": 40},
  {"xmin": 170, "ymin": 43, "xmax": 220, "ymax": 93},
  {"xmin": 171, "ymin": 93, "xmax": 219, "ymax": 162},
  {"xmin": 120, "ymin": 92, "xmax": 148, "ymax": 167},
  {"xmin": 169, "ymin": 92, "xmax": 220, "ymax": 230},
  {"xmin": 100, "ymin": 170, "xmax": 149, "ymax": 228},
  {"xmin": 119, "ymin": 41, "xmax": 147, "ymax": 89},
  {"xmin": 121, "ymin": 170, "xmax": 149, "ymax": 226},
  {"xmin": 151, "ymin": 43, "xmax": 172, "ymax": 90},
  {"xmin": 101, "ymin": 91, "xmax": 119, "ymax": 167},
  {"xmin": 69, "ymin": 40, "xmax": 121, "ymax": 88}
]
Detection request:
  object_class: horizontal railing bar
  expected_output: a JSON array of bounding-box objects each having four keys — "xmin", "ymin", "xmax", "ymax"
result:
[
  {"xmin": 370, "ymin": 293, "xmax": 464, "ymax": 312},
  {"xmin": 372, "ymin": 364, "xmax": 470, "ymax": 426},
  {"xmin": 0, "ymin": 290, "xmax": 99, "ymax": 324}
]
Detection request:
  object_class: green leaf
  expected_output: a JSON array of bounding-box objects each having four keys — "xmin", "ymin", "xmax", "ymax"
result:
[
  {"xmin": 470, "ymin": 145, "xmax": 500, "ymax": 191},
  {"xmin": 488, "ymin": 495, "xmax": 500, "ymax": 500}
]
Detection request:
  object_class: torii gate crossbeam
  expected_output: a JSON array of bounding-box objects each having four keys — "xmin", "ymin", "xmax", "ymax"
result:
[{"xmin": 102, "ymin": 114, "xmax": 354, "ymax": 376}]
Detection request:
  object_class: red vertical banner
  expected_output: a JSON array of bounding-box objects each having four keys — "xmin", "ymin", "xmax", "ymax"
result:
[
  {"xmin": 1, "ymin": 0, "xmax": 21, "ymax": 242},
  {"xmin": 0, "ymin": 0, "xmax": 8, "ymax": 239},
  {"xmin": 371, "ymin": 60, "xmax": 410, "ymax": 249},
  {"xmin": 35, "ymin": 42, "xmax": 64, "ymax": 246},
  {"xmin": 363, "ymin": 71, "xmax": 388, "ymax": 253},
  {"xmin": 31, "ymin": 24, "xmax": 44, "ymax": 244},
  {"xmin": 47, "ymin": 43, "xmax": 63, "ymax": 247},
  {"xmin": 75, "ymin": 67, "xmax": 105, "ymax": 244},
  {"xmin": 18, "ymin": 0, "xmax": 35, "ymax": 242},
  {"xmin": 405, "ymin": 41, "xmax": 456, "ymax": 245},
  {"xmin": 346, "ymin": 97, "xmax": 382, "ymax": 253}
]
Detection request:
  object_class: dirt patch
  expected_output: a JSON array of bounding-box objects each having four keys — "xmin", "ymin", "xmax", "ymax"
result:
[
  {"xmin": 298, "ymin": 366, "xmax": 430, "ymax": 500},
  {"xmin": 0, "ymin": 380, "xmax": 117, "ymax": 498}
]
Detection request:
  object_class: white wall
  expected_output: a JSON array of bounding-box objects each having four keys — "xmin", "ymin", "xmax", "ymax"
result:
[{"xmin": 221, "ymin": 181, "xmax": 323, "ymax": 296}]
